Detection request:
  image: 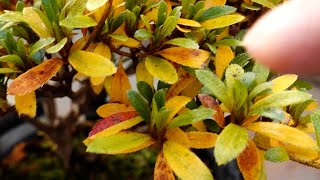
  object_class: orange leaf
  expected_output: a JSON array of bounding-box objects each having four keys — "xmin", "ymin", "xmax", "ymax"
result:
[
  {"xmin": 110, "ymin": 61, "xmax": 131, "ymax": 105},
  {"xmin": 205, "ymin": 0, "xmax": 226, "ymax": 8},
  {"xmin": 96, "ymin": 103, "xmax": 135, "ymax": 118},
  {"xmin": 166, "ymin": 68, "xmax": 196, "ymax": 99},
  {"xmin": 157, "ymin": 47, "xmax": 210, "ymax": 68},
  {"xmin": 215, "ymin": 46, "xmax": 234, "ymax": 79},
  {"xmin": 186, "ymin": 131, "xmax": 218, "ymax": 149},
  {"xmin": 7, "ymin": 58, "xmax": 63, "ymax": 95},
  {"xmin": 237, "ymin": 140, "xmax": 265, "ymax": 180},
  {"xmin": 180, "ymin": 80, "xmax": 203, "ymax": 99},
  {"xmin": 154, "ymin": 151, "xmax": 175, "ymax": 180},
  {"xmin": 88, "ymin": 111, "xmax": 139, "ymax": 136},
  {"xmin": 198, "ymin": 94, "xmax": 225, "ymax": 127},
  {"xmin": 2, "ymin": 143, "xmax": 26, "ymax": 167},
  {"xmin": 192, "ymin": 121, "xmax": 207, "ymax": 132}
]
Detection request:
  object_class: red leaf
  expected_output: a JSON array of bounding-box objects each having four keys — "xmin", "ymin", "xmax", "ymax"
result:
[{"xmin": 89, "ymin": 111, "xmax": 138, "ymax": 136}]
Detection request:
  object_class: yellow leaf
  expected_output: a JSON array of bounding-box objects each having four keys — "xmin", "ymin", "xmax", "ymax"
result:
[
  {"xmin": 201, "ymin": 14, "xmax": 245, "ymax": 30},
  {"xmin": 154, "ymin": 151, "xmax": 175, "ymax": 180},
  {"xmin": 15, "ymin": 91, "xmax": 36, "ymax": 118},
  {"xmin": 145, "ymin": 7, "xmax": 158, "ymax": 22},
  {"xmin": 186, "ymin": 131, "xmax": 218, "ymax": 149},
  {"xmin": 145, "ymin": 56, "xmax": 178, "ymax": 84},
  {"xmin": 192, "ymin": 121, "xmax": 207, "ymax": 132},
  {"xmin": 242, "ymin": 115, "xmax": 260, "ymax": 126},
  {"xmin": 136, "ymin": 59, "xmax": 154, "ymax": 88},
  {"xmin": 163, "ymin": 141, "xmax": 213, "ymax": 180},
  {"xmin": 271, "ymin": 74, "xmax": 298, "ymax": 93},
  {"xmin": 178, "ymin": 18, "xmax": 201, "ymax": 27},
  {"xmin": 7, "ymin": 58, "xmax": 63, "ymax": 95},
  {"xmin": 91, "ymin": 82, "xmax": 104, "ymax": 94},
  {"xmin": 181, "ymin": 80, "xmax": 203, "ymax": 99},
  {"xmin": 176, "ymin": 25, "xmax": 192, "ymax": 33},
  {"xmin": 22, "ymin": 7, "xmax": 52, "ymax": 38},
  {"xmin": 157, "ymin": 47, "xmax": 210, "ymax": 68},
  {"xmin": 94, "ymin": 42, "xmax": 112, "ymax": 59},
  {"xmin": 104, "ymin": 76, "xmax": 112, "ymax": 94},
  {"xmin": 73, "ymin": 72, "xmax": 88, "ymax": 81},
  {"xmin": 205, "ymin": 0, "xmax": 227, "ymax": 8},
  {"xmin": 165, "ymin": 128, "xmax": 190, "ymax": 148},
  {"xmin": 246, "ymin": 122, "xmax": 319, "ymax": 151},
  {"xmin": 96, "ymin": 103, "xmax": 135, "ymax": 118},
  {"xmin": 296, "ymin": 123, "xmax": 315, "ymax": 134},
  {"xmin": 216, "ymin": 27, "xmax": 229, "ymax": 41},
  {"xmin": 90, "ymin": 76, "xmax": 105, "ymax": 86},
  {"xmin": 166, "ymin": 68, "xmax": 196, "ymax": 99},
  {"xmin": 306, "ymin": 101, "xmax": 318, "ymax": 111},
  {"xmin": 70, "ymin": 36, "xmax": 89, "ymax": 53},
  {"xmin": 68, "ymin": 50, "xmax": 116, "ymax": 77},
  {"xmin": 110, "ymin": 61, "xmax": 131, "ymax": 105},
  {"xmin": 111, "ymin": 37, "xmax": 140, "ymax": 47},
  {"xmin": 165, "ymin": 0, "xmax": 172, "ymax": 15},
  {"xmin": 165, "ymin": 96, "xmax": 192, "ymax": 123},
  {"xmin": 215, "ymin": 46, "xmax": 234, "ymax": 79},
  {"xmin": 93, "ymin": 3, "xmax": 108, "ymax": 22},
  {"xmin": 86, "ymin": 0, "xmax": 109, "ymax": 11},
  {"xmin": 83, "ymin": 116, "xmax": 143, "ymax": 145},
  {"xmin": 237, "ymin": 140, "xmax": 265, "ymax": 180}
]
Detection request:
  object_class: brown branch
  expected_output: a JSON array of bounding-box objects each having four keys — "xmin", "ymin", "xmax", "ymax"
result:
[
  {"xmin": 255, "ymin": 142, "xmax": 320, "ymax": 169},
  {"xmin": 21, "ymin": 115, "xmax": 52, "ymax": 134},
  {"xmin": 108, "ymin": 43, "xmax": 133, "ymax": 57},
  {"xmin": 83, "ymin": 0, "xmax": 113, "ymax": 50}
]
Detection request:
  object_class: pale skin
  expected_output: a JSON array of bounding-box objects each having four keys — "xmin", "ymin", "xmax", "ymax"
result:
[{"xmin": 243, "ymin": 0, "xmax": 320, "ymax": 74}]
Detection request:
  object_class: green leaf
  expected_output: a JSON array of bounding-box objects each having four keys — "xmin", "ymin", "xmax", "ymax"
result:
[
  {"xmin": 292, "ymin": 80, "xmax": 312, "ymax": 90},
  {"xmin": 241, "ymin": 3, "xmax": 261, "ymax": 11},
  {"xmin": 233, "ymin": 80, "xmax": 248, "ymax": 111},
  {"xmin": 251, "ymin": 90, "xmax": 312, "ymax": 112},
  {"xmin": 264, "ymin": 147, "xmax": 289, "ymax": 162},
  {"xmin": 16, "ymin": 38, "xmax": 27, "ymax": 60},
  {"xmin": 309, "ymin": 110, "xmax": 320, "ymax": 148},
  {"xmin": 0, "ymin": 11, "xmax": 24, "ymax": 22},
  {"xmin": 0, "ymin": 55, "xmax": 24, "ymax": 67},
  {"xmin": 252, "ymin": 0, "xmax": 275, "ymax": 8},
  {"xmin": 145, "ymin": 56, "xmax": 178, "ymax": 84},
  {"xmin": 168, "ymin": 107, "xmax": 215, "ymax": 128},
  {"xmin": 23, "ymin": 7, "xmax": 53, "ymax": 38},
  {"xmin": 248, "ymin": 82, "xmax": 272, "ymax": 101},
  {"xmin": 16, "ymin": 1, "xmax": 24, "ymax": 11},
  {"xmin": 253, "ymin": 63, "xmax": 270, "ymax": 84},
  {"xmin": 68, "ymin": 50, "xmax": 116, "ymax": 77},
  {"xmin": 225, "ymin": 64, "xmax": 245, "ymax": 89},
  {"xmin": 290, "ymin": 100, "xmax": 316, "ymax": 121},
  {"xmin": 12, "ymin": 27, "xmax": 30, "ymax": 42},
  {"xmin": 157, "ymin": 0, "xmax": 167, "ymax": 26},
  {"xmin": 196, "ymin": 70, "xmax": 233, "ymax": 111},
  {"xmin": 214, "ymin": 123, "xmax": 249, "ymax": 165},
  {"xmin": 108, "ymin": 34, "xmax": 129, "ymax": 41},
  {"xmin": 137, "ymin": 81, "xmax": 154, "ymax": 103},
  {"xmin": 86, "ymin": 0, "xmax": 109, "ymax": 11},
  {"xmin": 128, "ymin": 90, "xmax": 151, "ymax": 122},
  {"xmin": 196, "ymin": 5, "xmax": 236, "ymax": 22},
  {"xmin": 170, "ymin": 6, "xmax": 182, "ymax": 18},
  {"xmin": 41, "ymin": 0, "xmax": 60, "ymax": 24},
  {"xmin": 46, "ymin": 37, "xmax": 68, "ymax": 54},
  {"xmin": 259, "ymin": 108, "xmax": 285, "ymax": 121},
  {"xmin": 134, "ymin": 29, "xmax": 152, "ymax": 41},
  {"xmin": 110, "ymin": 13, "xmax": 126, "ymax": 32},
  {"xmin": 29, "ymin": 38, "xmax": 55, "ymax": 58},
  {"xmin": 61, "ymin": 0, "xmax": 87, "ymax": 17},
  {"xmin": 214, "ymin": 38, "xmax": 241, "ymax": 47},
  {"xmin": 87, "ymin": 131, "xmax": 154, "ymax": 154},
  {"xmin": 60, "ymin": 15, "xmax": 97, "ymax": 28},
  {"xmin": 201, "ymin": 14, "xmax": 245, "ymax": 30},
  {"xmin": 241, "ymin": 72, "xmax": 256, "ymax": 89},
  {"xmin": 0, "ymin": 68, "xmax": 21, "ymax": 74},
  {"xmin": 165, "ymin": 38, "xmax": 199, "ymax": 49},
  {"xmin": 163, "ymin": 141, "xmax": 213, "ymax": 180},
  {"xmin": 126, "ymin": 10, "xmax": 137, "ymax": 32},
  {"xmin": 154, "ymin": 107, "xmax": 172, "ymax": 131},
  {"xmin": 230, "ymin": 52, "xmax": 251, "ymax": 67},
  {"xmin": 158, "ymin": 16, "xmax": 178, "ymax": 41},
  {"xmin": 206, "ymin": 43, "xmax": 217, "ymax": 54},
  {"xmin": 153, "ymin": 89, "xmax": 166, "ymax": 110},
  {"xmin": 3, "ymin": 32, "xmax": 16, "ymax": 54}
]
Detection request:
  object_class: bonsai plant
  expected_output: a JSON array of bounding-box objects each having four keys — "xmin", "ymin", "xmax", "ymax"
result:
[{"xmin": 0, "ymin": 0, "xmax": 320, "ymax": 179}]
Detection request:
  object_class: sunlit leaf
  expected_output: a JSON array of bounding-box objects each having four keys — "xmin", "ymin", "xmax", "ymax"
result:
[
  {"xmin": 165, "ymin": 38, "xmax": 199, "ymax": 49},
  {"xmin": 29, "ymin": 37, "xmax": 55, "ymax": 57},
  {"xmin": 246, "ymin": 122, "xmax": 319, "ymax": 151},
  {"xmin": 87, "ymin": 131, "xmax": 154, "ymax": 154},
  {"xmin": 60, "ymin": 15, "xmax": 97, "ymax": 28},
  {"xmin": 198, "ymin": 94, "xmax": 225, "ymax": 127},
  {"xmin": 166, "ymin": 69, "xmax": 197, "ymax": 99},
  {"xmin": 145, "ymin": 56, "xmax": 178, "ymax": 84},
  {"xmin": 158, "ymin": 16, "xmax": 178, "ymax": 41},
  {"xmin": 186, "ymin": 131, "xmax": 218, "ymax": 149},
  {"xmin": 112, "ymin": 37, "xmax": 140, "ymax": 47},
  {"xmin": 248, "ymin": 82, "xmax": 272, "ymax": 101},
  {"xmin": 128, "ymin": 90, "xmax": 151, "ymax": 122},
  {"xmin": 215, "ymin": 46, "xmax": 234, "ymax": 79},
  {"xmin": 157, "ymin": 47, "xmax": 210, "ymax": 68},
  {"xmin": 86, "ymin": 0, "xmax": 109, "ymax": 11},
  {"xmin": 163, "ymin": 141, "xmax": 213, "ymax": 180},
  {"xmin": 201, "ymin": 14, "xmax": 245, "ymax": 30},
  {"xmin": 271, "ymin": 74, "xmax": 297, "ymax": 93},
  {"xmin": 96, "ymin": 103, "xmax": 135, "ymax": 118},
  {"xmin": 253, "ymin": 63, "xmax": 269, "ymax": 84},
  {"xmin": 46, "ymin": 37, "xmax": 68, "ymax": 54},
  {"xmin": 165, "ymin": 96, "xmax": 192, "ymax": 124},
  {"xmin": 166, "ymin": 128, "xmax": 190, "ymax": 148},
  {"xmin": 205, "ymin": 0, "xmax": 227, "ymax": 8},
  {"xmin": 22, "ymin": 7, "xmax": 52, "ymax": 37},
  {"xmin": 109, "ymin": 61, "xmax": 131, "ymax": 105},
  {"xmin": 168, "ymin": 106, "xmax": 214, "ymax": 128},
  {"xmin": 197, "ymin": 5, "xmax": 236, "ymax": 22},
  {"xmin": 251, "ymin": 90, "xmax": 312, "ymax": 112},
  {"xmin": 154, "ymin": 151, "xmax": 175, "ymax": 180},
  {"xmin": 177, "ymin": 18, "xmax": 201, "ymax": 27},
  {"xmin": 7, "ymin": 58, "xmax": 63, "ymax": 95},
  {"xmin": 196, "ymin": 70, "xmax": 233, "ymax": 111},
  {"xmin": 237, "ymin": 140, "xmax": 265, "ymax": 180},
  {"xmin": 252, "ymin": 0, "xmax": 275, "ymax": 8},
  {"xmin": 0, "ymin": 11, "xmax": 24, "ymax": 22},
  {"xmin": 15, "ymin": 91, "xmax": 36, "ymax": 118},
  {"xmin": 136, "ymin": 59, "xmax": 154, "ymax": 88},
  {"xmin": 68, "ymin": 50, "xmax": 116, "ymax": 77},
  {"xmin": 215, "ymin": 123, "xmax": 249, "ymax": 165},
  {"xmin": 264, "ymin": 147, "xmax": 289, "ymax": 162},
  {"xmin": 309, "ymin": 110, "xmax": 320, "ymax": 147}
]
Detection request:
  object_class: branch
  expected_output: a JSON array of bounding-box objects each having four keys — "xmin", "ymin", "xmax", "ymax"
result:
[
  {"xmin": 107, "ymin": 43, "xmax": 133, "ymax": 57},
  {"xmin": 255, "ymin": 142, "xmax": 320, "ymax": 169},
  {"xmin": 21, "ymin": 115, "xmax": 52, "ymax": 134}
]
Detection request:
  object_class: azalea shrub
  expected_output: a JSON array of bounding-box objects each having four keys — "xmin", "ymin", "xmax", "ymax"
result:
[{"xmin": 1, "ymin": 0, "xmax": 320, "ymax": 179}]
